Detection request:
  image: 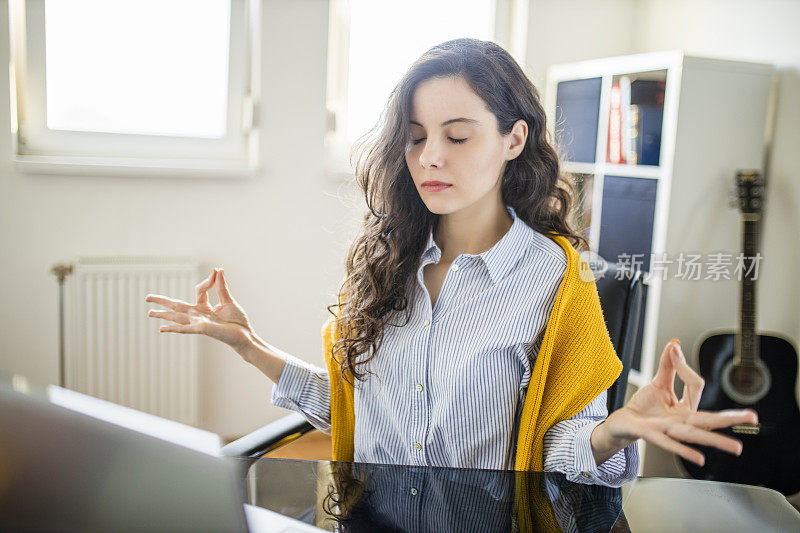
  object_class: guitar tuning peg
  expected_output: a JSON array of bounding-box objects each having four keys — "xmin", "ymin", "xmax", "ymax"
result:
[{"xmin": 728, "ymin": 186, "xmax": 741, "ymax": 209}]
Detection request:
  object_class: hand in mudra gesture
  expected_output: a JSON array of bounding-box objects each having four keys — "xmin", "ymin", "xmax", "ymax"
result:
[
  {"xmin": 596, "ymin": 339, "xmax": 758, "ymax": 466},
  {"xmin": 145, "ymin": 268, "xmax": 253, "ymax": 350}
]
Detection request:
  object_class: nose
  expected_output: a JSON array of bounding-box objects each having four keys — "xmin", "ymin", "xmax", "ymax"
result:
[{"xmin": 418, "ymin": 138, "xmax": 444, "ymax": 169}]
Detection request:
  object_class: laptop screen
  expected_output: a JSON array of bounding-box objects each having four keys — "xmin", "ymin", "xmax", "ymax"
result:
[
  {"xmin": 46, "ymin": 384, "xmax": 222, "ymax": 456},
  {"xmin": 0, "ymin": 380, "xmax": 249, "ymax": 532}
]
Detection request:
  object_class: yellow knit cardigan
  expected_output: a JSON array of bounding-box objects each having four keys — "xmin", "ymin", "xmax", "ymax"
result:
[{"xmin": 321, "ymin": 234, "xmax": 622, "ymax": 472}]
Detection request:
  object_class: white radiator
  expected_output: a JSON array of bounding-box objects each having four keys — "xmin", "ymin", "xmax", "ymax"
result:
[{"xmin": 64, "ymin": 257, "xmax": 200, "ymax": 426}]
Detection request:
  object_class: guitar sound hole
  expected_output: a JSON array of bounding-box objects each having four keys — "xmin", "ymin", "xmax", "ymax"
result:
[{"xmin": 730, "ymin": 365, "xmax": 766, "ymax": 396}]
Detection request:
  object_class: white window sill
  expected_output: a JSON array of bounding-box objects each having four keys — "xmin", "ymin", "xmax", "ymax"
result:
[{"xmin": 13, "ymin": 154, "xmax": 263, "ymax": 180}]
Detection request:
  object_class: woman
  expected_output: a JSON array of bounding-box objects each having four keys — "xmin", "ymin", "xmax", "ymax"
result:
[{"xmin": 145, "ymin": 39, "xmax": 756, "ymax": 485}]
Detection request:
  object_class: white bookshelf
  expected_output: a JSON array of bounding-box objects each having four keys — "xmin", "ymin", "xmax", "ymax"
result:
[{"xmin": 544, "ymin": 51, "xmax": 775, "ymax": 474}]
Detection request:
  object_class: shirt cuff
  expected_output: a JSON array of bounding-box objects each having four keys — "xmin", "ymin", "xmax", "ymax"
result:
[
  {"xmin": 269, "ymin": 354, "xmax": 332, "ymax": 434},
  {"xmin": 270, "ymin": 354, "xmax": 318, "ymax": 410},
  {"xmin": 571, "ymin": 420, "xmax": 639, "ymax": 487}
]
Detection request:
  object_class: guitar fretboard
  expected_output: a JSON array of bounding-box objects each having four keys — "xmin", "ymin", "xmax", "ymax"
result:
[{"xmin": 736, "ymin": 183, "xmax": 762, "ymax": 368}]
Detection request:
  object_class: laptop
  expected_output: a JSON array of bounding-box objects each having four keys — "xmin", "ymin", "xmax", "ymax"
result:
[{"xmin": 0, "ymin": 376, "xmax": 322, "ymax": 532}]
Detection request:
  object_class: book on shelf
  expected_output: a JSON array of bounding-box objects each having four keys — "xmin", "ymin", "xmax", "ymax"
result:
[
  {"xmin": 608, "ymin": 82, "xmax": 622, "ymax": 163},
  {"xmin": 607, "ymin": 77, "xmax": 665, "ymax": 166},
  {"xmin": 620, "ymin": 76, "xmax": 633, "ymax": 165}
]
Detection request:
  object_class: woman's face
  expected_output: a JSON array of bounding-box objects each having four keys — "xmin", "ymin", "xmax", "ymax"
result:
[{"xmin": 404, "ymin": 76, "xmax": 526, "ymax": 216}]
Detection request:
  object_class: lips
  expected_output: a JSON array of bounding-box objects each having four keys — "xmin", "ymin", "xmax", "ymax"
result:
[{"xmin": 421, "ymin": 181, "xmax": 452, "ymax": 192}]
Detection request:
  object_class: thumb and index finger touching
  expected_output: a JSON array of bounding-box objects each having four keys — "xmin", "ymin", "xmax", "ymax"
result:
[
  {"xmin": 651, "ymin": 338, "xmax": 703, "ymax": 409},
  {"xmin": 215, "ymin": 268, "xmax": 234, "ymax": 304},
  {"xmin": 196, "ymin": 267, "xmax": 235, "ymax": 307},
  {"xmin": 652, "ymin": 338, "xmax": 680, "ymax": 391},
  {"xmin": 669, "ymin": 340, "xmax": 706, "ymax": 410},
  {"xmin": 651, "ymin": 339, "xmax": 757, "ymax": 420}
]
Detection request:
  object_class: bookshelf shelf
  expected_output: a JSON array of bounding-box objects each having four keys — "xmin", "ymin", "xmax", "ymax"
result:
[
  {"xmin": 545, "ymin": 50, "xmax": 775, "ymax": 474},
  {"xmin": 561, "ymin": 161, "xmax": 597, "ymax": 175},
  {"xmin": 627, "ymin": 369, "xmax": 644, "ymax": 388},
  {"xmin": 563, "ymin": 162, "xmax": 662, "ymax": 179},
  {"xmin": 602, "ymin": 163, "xmax": 662, "ymax": 179}
]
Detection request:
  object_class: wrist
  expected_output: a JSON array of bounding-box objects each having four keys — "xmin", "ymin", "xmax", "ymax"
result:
[
  {"xmin": 590, "ymin": 415, "xmax": 635, "ymax": 466},
  {"xmin": 231, "ymin": 328, "xmax": 263, "ymax": 362},
  {"xmin": 232, "ymin": 330, "xmax": 287, "ymax": 384}
]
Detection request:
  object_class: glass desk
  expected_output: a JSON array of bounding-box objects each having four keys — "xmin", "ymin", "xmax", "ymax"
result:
[{"xmin": 240, "ymin": 457, "xmax": 800, "ymax": 532}]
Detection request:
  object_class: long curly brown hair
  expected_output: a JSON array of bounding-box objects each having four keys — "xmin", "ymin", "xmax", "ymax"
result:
[{"xmin": 327, "ymin": 38, "xmax": 585, "ymax": 383}]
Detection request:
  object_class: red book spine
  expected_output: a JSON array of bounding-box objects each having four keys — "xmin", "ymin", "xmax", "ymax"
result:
[{"xmin": 607, "ymin": 82, "xmax": 623, "ymax": 164}]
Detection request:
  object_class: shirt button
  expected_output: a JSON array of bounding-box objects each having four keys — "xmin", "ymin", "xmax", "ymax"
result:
[
  {"xmin": 415, "ymin": 383, "xmax": 423, "ymax": 392},
  {"xmin": 451, "ymin": 263, "xmax": 459, "ymax": 272},
  {"xmin": 410, "ymin": 487, "xmax": 418, "ymax": 496},
  {"xmin": 423, "ymin": 319, "xmax": 431, "ymax": 327},
  {"xmin": 581, "ymin": 472, "xmax": 592, "ymax": 479},
  {"xmin": 414, "ymin": 442, "xmax": 422, "ymax": 451}
]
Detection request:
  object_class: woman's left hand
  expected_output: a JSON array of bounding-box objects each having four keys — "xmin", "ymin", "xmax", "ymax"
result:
[{"xmin": 592, "ymin": 339, "xmax": 758, "ymax": 466}]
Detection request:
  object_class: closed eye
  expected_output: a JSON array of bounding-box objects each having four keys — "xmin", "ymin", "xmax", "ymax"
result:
[{"xmin": 411, "ymin": 137, "xmax": 468, "ymax": 145}]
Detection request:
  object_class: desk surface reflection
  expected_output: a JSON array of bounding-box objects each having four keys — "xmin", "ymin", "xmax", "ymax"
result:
[{"xmin": 241, "ymin": 458, "xmax": 799, "ymax": 532}]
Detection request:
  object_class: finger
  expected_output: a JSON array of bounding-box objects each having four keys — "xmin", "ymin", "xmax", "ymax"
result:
[
  {"xmin": 216, "ymin": 268, "xmax": 233, "ymax": 304},
  {"xmin": 195, "ymin": 269, "xmax": 217, "ymax": 306},
  {"xmin": 644, "ymin": 430, "xmax": 705, "ymax": 466},
  {"xmin": 666, "ymin": 423, "xmax": 743, "ymax": 456},
  {"xmin": 672, "ymin": 343, "xmax": 705, "ymax": 410},
  {"xmin": 158, "ymin": 323, "xmax": 200, "ymax": 334},
  {"xmin": 145, "ymin": 294, "xmax": 190, "ymax": 312},
  {"xmin": 652, "ymin": 339, "xmax": 679, "ymax": 391},
  {"xmin": 148, "ymin": 309, "xmax": 190, "ymax": 325},
  {"xmin": 687, "ymin": 409, "xmax": 759, "ymax": 430}
]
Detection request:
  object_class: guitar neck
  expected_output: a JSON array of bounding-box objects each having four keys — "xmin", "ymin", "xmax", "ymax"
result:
[{"xmin": 737, "ymin": 216, "xmax": 760, "ymax": 367}]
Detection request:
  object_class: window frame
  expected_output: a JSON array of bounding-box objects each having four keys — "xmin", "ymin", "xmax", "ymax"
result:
[
  {"xmin": 323, "ymin": 0, "xmax": 530, "ymax": 181},
  {"xmin": 9, "ymin": 0, "xmax": 262, "ymax": 179}
]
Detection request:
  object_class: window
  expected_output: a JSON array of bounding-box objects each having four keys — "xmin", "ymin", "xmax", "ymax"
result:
[
  {"xmin": 325, "ymin": 0, "xmax": 529, "ymax": 178},
  {"xmin": 10, "ymin": 0, "xmax": 261, "ymax": 178}
]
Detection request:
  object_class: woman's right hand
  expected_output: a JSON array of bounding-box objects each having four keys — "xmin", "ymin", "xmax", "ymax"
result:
[{"xmin": 145, "ymin": 268, "xmax": 254, "ymax": 351}]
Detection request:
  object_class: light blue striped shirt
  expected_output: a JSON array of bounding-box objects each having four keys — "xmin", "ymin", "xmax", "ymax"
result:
[
  {"xmin": 318, "ymin": 462, "xmax": 624, "ymax": 532},
  {"xmin": 271, "ymin": 205, "xmax": 638, "ymax": 485}
]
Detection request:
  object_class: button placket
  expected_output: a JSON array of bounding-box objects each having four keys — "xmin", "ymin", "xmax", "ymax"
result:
[
  {"xmin": 409, "ymin": 472, "xmax": 429, "ymax": 531},
  {"xmin": 410, "ymin": 315, "xmax": 431, "ymax": 466},
  {"xmin": 403, "ymin": 469, "xmax": 426, "ymax": 531},
  {"xmin": 417, "ymin": 307, "xmax": 436, "ymax": 465}
]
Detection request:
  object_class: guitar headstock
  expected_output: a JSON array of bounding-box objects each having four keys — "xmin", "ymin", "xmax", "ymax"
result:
[{"xmin": 735, "ymin": 170, "xmax": 764, "ymax": 215}]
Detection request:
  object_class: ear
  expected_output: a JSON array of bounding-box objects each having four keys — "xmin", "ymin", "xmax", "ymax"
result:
[{"xmin": 505, "ymin": 119, "xmax": 528, "ymax": 161}]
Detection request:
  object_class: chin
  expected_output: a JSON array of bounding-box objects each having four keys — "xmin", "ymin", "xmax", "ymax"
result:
[{"xmin": 422, "ymin": 201, "xmax": 458, "ymax": 216}]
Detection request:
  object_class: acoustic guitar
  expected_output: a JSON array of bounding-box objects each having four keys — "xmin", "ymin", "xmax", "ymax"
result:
[{"xmin": 680, "ymin": 170, "xmax": 800, "ymax": 495}]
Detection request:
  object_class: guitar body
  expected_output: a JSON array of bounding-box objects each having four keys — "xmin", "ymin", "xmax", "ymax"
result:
[{"xmin": 681, "ymin": 332, "xmax": 800, "ymax": 495}]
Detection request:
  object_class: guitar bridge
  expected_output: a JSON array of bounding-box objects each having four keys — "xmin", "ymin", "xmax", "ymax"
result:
[{"xmin": 731, "ymin": 423, "xmax": 761, "ymax": 435}]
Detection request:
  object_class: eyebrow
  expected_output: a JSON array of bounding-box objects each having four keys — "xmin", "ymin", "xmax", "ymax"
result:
[{"xmin": 409, "ymin": 117, "xmax": 480, "ymax": 127}]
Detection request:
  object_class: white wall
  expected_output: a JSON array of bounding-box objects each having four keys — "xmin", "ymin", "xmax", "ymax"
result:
[
  {"xmin": 525, "ymin": 0, "xmax": 637, "ymax": 88},
  {"xmin": 0, "ymin": 0, "xmax": 362, "ymax": 439}
]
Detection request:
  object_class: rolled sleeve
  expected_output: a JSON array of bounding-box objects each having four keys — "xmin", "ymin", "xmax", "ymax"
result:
[
  {"xmin": 570, "ymin": 419, "xmax": 639, "ymax": 486},
  {"xmin": 270, "ymin": 354, "xmax": 332, "ymax": 434},
  {"xmin": 543, "ymin": 390, "xmax": 639, "ymax": 487}
]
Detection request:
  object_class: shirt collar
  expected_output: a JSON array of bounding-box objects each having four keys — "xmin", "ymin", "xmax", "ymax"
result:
[{"xmin": 421, "ymin": 205, "xmax": 532, "ymax": 285}]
